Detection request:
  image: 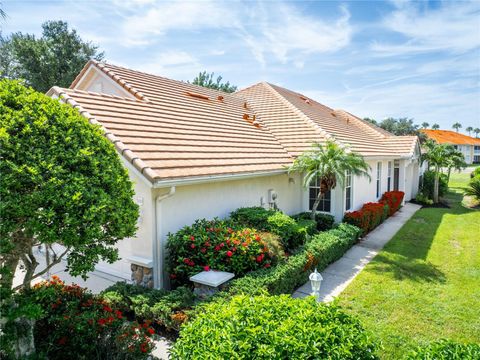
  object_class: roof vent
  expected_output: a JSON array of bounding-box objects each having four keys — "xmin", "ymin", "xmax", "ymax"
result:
[
  {"xmin": 331, "ymin": 112, "xmax": 336, "ymax": 117},
  {"xmin": 300, "ymin": 95, "xmax": 311, "ymax": 105},
  {"xmin": 217, "ymin": 95, "xmax": 224, "ymax": 102},
  {"xmin": 186, "ymin": 91, "xmax": 209, "ymax": 100},
  {"xmin": 243, "ymin": 101, "xmax": 248, "ymax": 109},
  {"xmin": 243, "ymin": 114, "xmax": 250, "ymax": 121}
]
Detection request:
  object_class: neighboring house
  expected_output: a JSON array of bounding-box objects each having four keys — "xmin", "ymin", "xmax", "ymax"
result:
[
  {"xmin": 47, "ymin": 61, "xmax": 421, "ymax": 289},
  {"xmin": 421, "ymin": 129, "xmax": 480, "ymax": 164}
]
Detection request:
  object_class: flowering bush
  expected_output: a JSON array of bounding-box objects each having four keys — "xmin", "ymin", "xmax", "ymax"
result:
[
  {"xmin": 343, "ymin": 202, "xmax": 389, "ymax": 235},
  {"xmin": 380, "ymin": 191, "xmax": 405, "ymax": 216},
  {"xmin": 166, "ymin": 219, "xmax": 274, "ymax": 287},
  {"xmin": 22, "ymin": 276, "xmax": 155, "ymax": 359}
]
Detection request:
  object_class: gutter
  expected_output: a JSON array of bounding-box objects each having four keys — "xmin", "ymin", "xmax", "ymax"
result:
[{"xmin": 153, "ymin": 186, "xmax": 176, "ymax": 288}]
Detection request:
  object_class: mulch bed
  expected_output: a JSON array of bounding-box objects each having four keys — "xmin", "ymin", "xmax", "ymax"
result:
[{"xmin": 409, "ymin": 200, "xmax": 450, "ymax": 208}]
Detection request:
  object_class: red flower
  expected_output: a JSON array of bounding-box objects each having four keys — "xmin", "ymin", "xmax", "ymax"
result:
[
  {"xmin": 140, "ymin": 342, "xmax": 148, "ymax": 353},
  {"xmin": 203, "ymin": 265, "xmax": 210, "ymax": 271},
  {"xmin": 170, "ymin": 273, "xmax": 177, "ymax": 279},
  {"xmin": 190, "ymin": 235, "xmax": 195, "ymax": 241},
  {"xmin": 183, "ymin": 258, "xmax": 191, "ymax": 264},
  {"xmin": 256, "ymin": 254, "xmax": 264, "ymax": 263},
  {"xmin": 103, "ymin": 305, "xmax": 112, "ymax": 312},
  {"xmin": 115, "ymin": 310, "xmax": 123, "ymax": 319},
  {"xmin": 226, "ymin": 251, "xmax": 233, "ymax": 257},
  {"xmin": 190, "ymin": 244, "xmax": 196, "ymax": 249},
  {"xmin": 242, "ymin": 242, "xmax": 248, "ymax": 247},
  {"xmin": 98, "ymin": 318, "xmax": 107, "ymax": 326},
  {"xmin": 58, "ymin": 336, "xmax": 67, "ymax": 345},
  {"xmin": 264, "ymin": 263, "xmax": 271, "ymax": 268},
  {"xmin": 219, "ymin": 242, "xmax": 225, "ymax": 248},
  {"xmin": 200, "ymin": 247, "xmax": 207, "ymax": 253},
  {"xmin": 214, "ymin": 245, "xmax": 221, "ymax": 251},
  {"xmin": 147, "ymin": 327, "xmax": 155, "ymax": 335}
]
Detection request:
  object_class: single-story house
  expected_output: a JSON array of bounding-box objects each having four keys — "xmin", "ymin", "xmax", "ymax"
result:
[
  {"xmin": 47, "ymin": 60, "xmax": 421, "ymax": 289},
  {"xmin": 421, "ymin": 129, "xmax": 480, "ymax": 164}
]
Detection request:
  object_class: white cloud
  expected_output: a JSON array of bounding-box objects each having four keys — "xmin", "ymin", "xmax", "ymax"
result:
[{"xmin": 373, "ymin": 1, "xmax": 480, "ymax": 55}]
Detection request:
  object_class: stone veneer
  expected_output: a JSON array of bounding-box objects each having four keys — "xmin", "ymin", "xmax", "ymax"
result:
[{"xmin": 131, "ymin": 263, "xmax": 153, "ymax": 288}]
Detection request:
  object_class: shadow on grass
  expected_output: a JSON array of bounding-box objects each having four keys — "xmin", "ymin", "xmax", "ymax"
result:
[{"xmin": 368, "ymin": 254, "xmax": 446, "ymax": 283}]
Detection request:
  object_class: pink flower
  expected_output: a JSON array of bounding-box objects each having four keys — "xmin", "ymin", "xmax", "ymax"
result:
[
  {"xmin": 200, "ymin": 248, "xmax": 207, "ymax": 253},
  {"xmin": 190, "ymin": 236, "xmax": 195, "ymax": 241},
  {"xmin": 190, "ymin": 244, "xmax": 196, "ymax": 249},
  {"xmin": 226, "ymin": 251, "xmax": 233, "ymax": 257},
  {"xmin": 214, "ymin": 245, "xmax": 221, "ymax": 251},
  {"xmin": 204, "ymin": 265, "xmax": 210, "ymax": 271}
]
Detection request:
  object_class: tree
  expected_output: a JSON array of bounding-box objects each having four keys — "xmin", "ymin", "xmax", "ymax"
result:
[
  {"xmin": 365, "ymin": 117, "xmax": 426, "ymax": 141},
  {"xmin": 0, "ymin": 21, "xmax": 104, "ymax": 92},
  {"xmin": 421, "ymin": 140, "xmax": 464, "ymax": 203},
  {"xmin": 190, "ymin": 71, "xmax": 237, "ymax": 93},
  {"xmin": 444, "ymin": 147, "xmax": 467, "ymax": 183},
  {"xmin": 432, "ymin": 124, "xmax": 440, "ymax": 130},
  {"xmin": 466, "ymin": 126, "xmax": 473, "ymax": 136},
  {"xmin": 363, "ymin": 117, "xmax": 378, "ymax": 125},
  {"xmin": 0, "ymin": 80, "xmax": 138, "ymax": 292},
  {"xmin": 421, "ymin": 122, "xmax": 430, "ymax": 129},
  {"xmin": 288, "ymin": 141, "xmax": 370, "ymax": 220},
  {"xmin": 452, "ymin": 122, "xmax": 462, "ymax": 132},
  {"xmin": 474, "ymin": 128, "xmax": 480, "ymax": 138}
]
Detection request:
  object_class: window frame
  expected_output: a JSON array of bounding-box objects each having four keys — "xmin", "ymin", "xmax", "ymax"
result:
[
  {"xmin": 376, "ymin": 162, "xmax": 382, "ymax": 199},
  {"xmin": 345, "ymin": 170, "xmax": 352, "ymax": 211},
  {"xmin": 308, "ymin": 177, "xmax": 332, "ymax": 213},
  {"xmin": 387, "ymin": 161, "xmax": 392, "ymax": 192}
]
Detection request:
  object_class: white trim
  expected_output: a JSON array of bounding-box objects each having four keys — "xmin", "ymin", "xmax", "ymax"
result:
[
  {"xmin": 344, "ymin": 170, "xmax": 353, "ymax": 212},
  {"xmin": 126, "ymin": 255, "xmax": 153, "ymax": 268},
  {"xmin": 153, "ymin": 169, "xmax": 288, "ymax": 188}
]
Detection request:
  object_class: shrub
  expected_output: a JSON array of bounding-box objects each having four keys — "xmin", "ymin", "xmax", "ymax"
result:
[
  {"xmin": 380, "ymin": 191, "xmax": 405, "ymax": 216},
  {"xmin": 258, "ymin": 232, "xmax": 285, "ymax": 260},
  {"xmin": 293, "ymin": 212, "xmax": 335, "ymax": 231},
  {"xmin": 465, "ymin": 176, "xmax": 480, "ymax": 201},
  {"xmin": 343, "ymin": 202, "xmax": 389, "ymax": 235},
  {"xmin": 470, "ymin": 167, "xmax": 480, "ymax": 178},
  {"xmin": 222, "ymin": 223, "xmax": 361, "ymax": 296},
  {"xmin": 415, "ymin": 192, "xmax": 434, "ymax": 205},
  {"xmin": 20, "ymin": 276, "xmax": 155, "ymax": 359},
  {"xmin": 102, "ymin": 282, "xmax": 195, "ymax": 331},
  {"xmin": 421, "ymin": 170, "xmax": 448, "ymax": 199},
  {"xmin": 166, "ymin": 218, "xmax": 273, "ymax": 287},
  {"xmin": 171, "ymin": 295, "xmax": 379, "ymax": 359},
  {"xmin": 406, "ymin": 339, "xmax": 480, "ymax": 360},
  {"xmin": 230, "ymin": 207, "xmax": 309, "ymax": 250}
]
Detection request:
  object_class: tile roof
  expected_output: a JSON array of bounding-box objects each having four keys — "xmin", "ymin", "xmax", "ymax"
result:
[
  {"xmin": 48, "ymin": 61, "xmax": 419, "ymax": 184},
  {"xmin": 237, "ymin": 82, "xmax": 418, "ymax": 158},
  {"xmin": 421, "ymin": 129, "xmax": 480, "ymax": 145}
]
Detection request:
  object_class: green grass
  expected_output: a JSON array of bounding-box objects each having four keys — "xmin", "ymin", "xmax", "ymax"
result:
[{"xmin": 338, "ymin": 172, "xmax": 480, "ymax": 359}]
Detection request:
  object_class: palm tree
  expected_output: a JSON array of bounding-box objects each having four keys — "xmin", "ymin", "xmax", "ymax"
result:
[
  {"xmin": 288, "ymin": 140, "xmax": 371, "ymax": 219},
  {"xmin": 444, "ymin": 146, "xmax": 467, "ymax": 183},
  {"xmin": 474, "ymin": 128, "xmax": 480, "ymax": 138},
  {"xmin": 432, "ymin": 124, "xmax": 440, "ymax": 130},
  {"xmin": 466, "ymin": 126, "xmax": 473, "ymax": 136},
  {"xmin": 421, "ymin": 140, "xmax": 464, "ymax": 203},
  {"xmin": 421, "ymin": 122, "xmax": 430, "ymax": 129},
  {"xmin": 452, "ymin": 122, "xmax": 462, "ymax": 132}
]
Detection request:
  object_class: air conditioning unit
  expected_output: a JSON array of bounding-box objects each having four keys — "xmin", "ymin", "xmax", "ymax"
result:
[{"xmin": 268, "ymin": 189, "xmax": 278, "ymax": 204}]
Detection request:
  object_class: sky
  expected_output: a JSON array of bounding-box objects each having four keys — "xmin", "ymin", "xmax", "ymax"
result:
[{"xmin": 2, "ymin": 0, "xmax": 480, "ymax": 132}]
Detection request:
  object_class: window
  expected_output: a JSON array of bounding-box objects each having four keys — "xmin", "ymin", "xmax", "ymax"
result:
[
  {"xmin": 376, "ymin": 162, "xmax": 382, "ymax": 198},
  {"xmin": 309, "ymin": 178, "xmax": 331, "ymax": 212},
  {"xmin": 345, "ymin": 170, "xmax": 352, "ymax": 211},
  {"xmin": 387, "ymin": 161, "xmax": 392, "ymax": 191}
]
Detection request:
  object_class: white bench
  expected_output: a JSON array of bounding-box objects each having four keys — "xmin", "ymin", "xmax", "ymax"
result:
[{"xmin": 189, "ymin": 271, "xmax": 235, "ymax": 299}]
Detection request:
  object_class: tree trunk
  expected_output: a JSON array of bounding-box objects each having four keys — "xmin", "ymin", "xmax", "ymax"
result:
[
  {"xmin": 447, "ymin": 167, "xmax": 452, "ymax": 183},
  {"xmin": 0, "ymin": 254, "xmax": 20, "ymax": 291},
  {"xmin": 433, "ymin": 167, "xmax": 440, "ymax": 203},
  {"xmin": 311, "ymin": 191, "xmax": 326, "ymax": 220}
]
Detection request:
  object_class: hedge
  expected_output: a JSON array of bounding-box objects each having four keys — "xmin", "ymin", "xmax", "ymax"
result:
[
  {"xmin": 171, "ymin": 295, "xmax": 379, "ymax": 359},
  {"xmin": 221, "ymin": 223, "xmax": 361, "ymax": 297}
]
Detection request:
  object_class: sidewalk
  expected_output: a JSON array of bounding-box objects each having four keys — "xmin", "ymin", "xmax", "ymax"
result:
[{"xmin": 292, "ymin": 202, "xmax": 422, "ymax": 302}]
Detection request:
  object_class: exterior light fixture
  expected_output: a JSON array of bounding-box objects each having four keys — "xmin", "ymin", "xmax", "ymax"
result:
[{"xmin": 309, "ymin": 268, "xmax": 323, "ymax": 300}]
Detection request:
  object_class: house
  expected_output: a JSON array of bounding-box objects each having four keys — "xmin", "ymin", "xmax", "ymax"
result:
[
  {"xmin": 421, "ymin": 129, "xmax": 480, "ymax": 164},
  {"xmin": 47, "ymin": 60, "xmax": 421, "ymax": 289}
]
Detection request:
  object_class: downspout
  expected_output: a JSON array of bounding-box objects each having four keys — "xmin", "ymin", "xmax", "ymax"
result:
[{"xmin": 153, "ymin": 186, "xmax": 176, "ymax": 288}]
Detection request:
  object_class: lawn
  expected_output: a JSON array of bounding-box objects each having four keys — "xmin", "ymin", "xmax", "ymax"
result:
[{"xmin": 338, "ymin": 172, "xmax": 480, "ymax": 359}]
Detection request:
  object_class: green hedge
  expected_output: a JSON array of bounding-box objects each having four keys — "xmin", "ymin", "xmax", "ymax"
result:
[
  {"xmin": 101, "ymin": 282, "xmax": 195, "ymax": 331},
  {"xmin": 292, "ymin": 211, "xmax": 335, "ymax": 232},
  {"xmin": 171, "ymin": 294, "xmax": 379, "ymax": 359},
  {"xmin": 230, "ymin": 207, "xmax": 315, "ymax": 250},
  {"xmin": 222, "ymin": 223, "xmax": 361, "ymax": 296},
  {"xmin": 406, "ymin": 340, "xmax": 480, "ymax": 360}
]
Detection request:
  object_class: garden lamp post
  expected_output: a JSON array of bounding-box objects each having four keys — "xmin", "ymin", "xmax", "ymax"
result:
[{"xmin": 309, "ymin": 268, "xmax": 323, "ymax": 301}]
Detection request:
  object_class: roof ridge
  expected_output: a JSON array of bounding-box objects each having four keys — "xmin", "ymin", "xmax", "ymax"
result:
[
  {"xmin": 48, "ymin": 86, "xmax": 158, "ymax": 182},
  {"xmin": 333, "ymin": 109, "xmax": 390, "ymax": 139},
  {"xmin": 261, "ymin": 82, "xmax": 337, "ymax": 145}
]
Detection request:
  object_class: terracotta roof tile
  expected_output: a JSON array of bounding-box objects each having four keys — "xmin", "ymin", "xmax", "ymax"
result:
[
  {"xmin": 421, "ymin": 129, "xmax": 480, "ymax": 145},
  {"xmin": 50, "ymin": 61, "xmax": 419, "ymax": 183}
]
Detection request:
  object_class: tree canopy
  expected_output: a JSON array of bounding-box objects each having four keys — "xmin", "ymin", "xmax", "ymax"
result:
[
  {"xmin": 363, "ymin": 117, "xmax": 426, "ymax": 141},
  {"xmin": 0, "ymin": 80, "xmax": 138, "ymax": 290},
  {"xmin": 452, "ymin": 122, "xmax": 462, "ymax": 132},
  {"xmin": 0, "ymin": 21, "xmax": 104, "ymax": 93},
  {"xmin": 190, "ymin": 71, "xmax": 237, "ymax": 93}
]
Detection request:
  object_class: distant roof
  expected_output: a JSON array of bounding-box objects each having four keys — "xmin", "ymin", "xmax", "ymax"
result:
[
  {"xmin": 48, "ymin": 61, "xmax": 419, "ymax": 184},
  {"xmin": 421, "ymin": 129, "xmax": 480, "ymax": 145}
]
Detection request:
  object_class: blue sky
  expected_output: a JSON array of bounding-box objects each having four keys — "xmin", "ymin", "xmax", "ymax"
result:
[{"xmin": 2, "ymin": 0, "xmax": 480, "ymax": 131}]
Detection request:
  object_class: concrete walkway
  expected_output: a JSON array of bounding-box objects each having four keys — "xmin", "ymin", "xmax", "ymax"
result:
[{"xmin": 292, "ymin": 202, "xmax": 422, "ymax": 302}]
